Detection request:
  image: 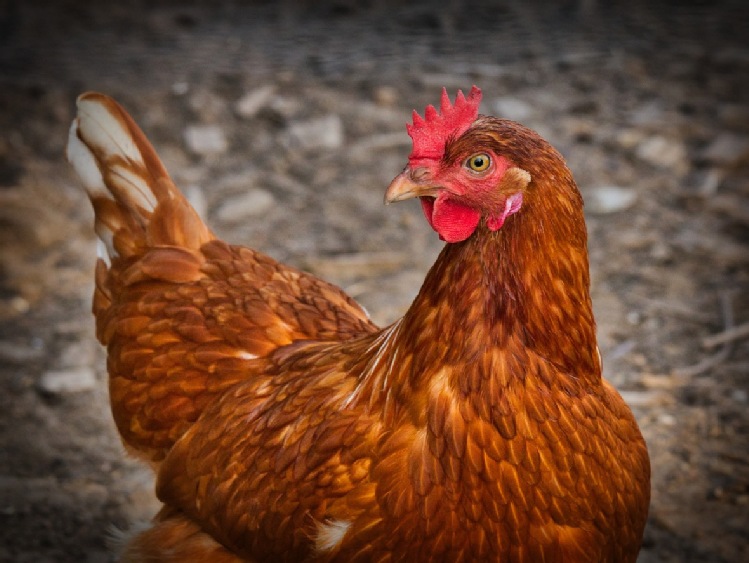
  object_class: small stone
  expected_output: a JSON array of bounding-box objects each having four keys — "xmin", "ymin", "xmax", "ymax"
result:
[
  {"xmin": 618, "ymin": 230, "xmax": 652, "ymax": 250},
  {"xmin": 615, "ymin": 128, "xmax": 646, "ymax": 150},
  {"xmin": 700, "ymin": 133, "xmax": 749, "ymax": 166},
  {"xmin": 215, "ymin": 189, "xmax": 276, "ymax": 223},
  {"xmin": 657, "ymin": 413, "xmax": 676, "ymax": 426},
  {"xmin": 303, "ymin": 252, "xmax": 408, "ymax": 281},
  {"xmin": 184, "ymin": 125, "xmax": 228, "ymax": 156},
  {"xmin": 10, "ymin": 296, "xmax": 29, "ymax": 314},
  {"xmin": 586, "ymin": 186, "xmax": 638, "ymax": 214},
  {"xmin": 629, "ymin": 101, "xmax": 665, "ymax": 127},
  {"xmin": 171, "ymin": 81, "xmax": 189, "ymax": 96},
  {"xmin": 559, "ymin": 117, "xmax": 595, "ymax": 141},
  {"xmin": 731, "ymin": 389, "xmax": 748, "ymax": 403},
  {"xmin": 187, "ymin": 89, "xmax": 226, "ymax": 122},
  {"xmin": 0, "ymin": 339, "xmax": 44, "ymax": 364},
  {"xmin": 688, "ymin": 168, "xmax": 724, "ymax": 196},
  {"xmin": 635, "ymin": 135, "xmax": 688, "ymax": 171},
  {"xmin": 38, "ymin": 367, "xmax": 97, "ymax": 395},
  {"xmin": 492, "ymin": 97, "xmax": 533, "ymax": 122},
  {"xmin": 718, "ymin": 104, "xmax": 749, "ymax": 131},
  {"xmin": 235, "ymin": 85, "xmax": 276, "ymax": 119},
  {"xmin": 626, "ymin": 311, "xmax": 641, "ymax": 325},
  {"xmin": 650, "ymin": 241, "xmax": 671, "ymax": 261},
  {"xmin": 59, "ymin": 340, "xmax": 95, "ymax": 369},
  {"xmin": 287, "ymin": 114, "xmax": 344, "ymax": 150},
  {"xmin": 269, "ymin": 96, "xmax": 302, "ymax": 119},
  {"xmin": 373, "ymin": 85, "xmax": 398, "ymax": 107},
  {"xmin": 619, "ymin": 390, "xmax": 663, "ymax": 408}
]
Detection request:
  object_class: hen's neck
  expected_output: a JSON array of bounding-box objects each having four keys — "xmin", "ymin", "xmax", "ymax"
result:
[{"xmin": 397, "ymin": 174, "xmax": 600, "ymax": 393}]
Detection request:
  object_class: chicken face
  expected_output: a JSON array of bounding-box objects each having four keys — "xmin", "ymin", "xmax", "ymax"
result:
[
  {"xmin": 386, "ymin": 87, "xmax": 531, "ymax": 243},
  {"xmin": 386, "ymin": 144, "xmax": 528, "ymax": 243}
]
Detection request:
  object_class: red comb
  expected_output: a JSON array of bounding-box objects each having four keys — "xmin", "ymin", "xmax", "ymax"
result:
[{"xmin": 407, "ymin": 86, "xmax": 482, "ymax": 163}]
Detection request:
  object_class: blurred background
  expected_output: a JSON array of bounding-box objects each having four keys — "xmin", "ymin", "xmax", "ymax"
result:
[{"xmin": 0, "ymin": 0, "xmax": 747, "ymax": 561}]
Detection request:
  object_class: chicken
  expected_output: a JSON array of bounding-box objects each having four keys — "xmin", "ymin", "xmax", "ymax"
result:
[{"xmin": 67, "ymin": 86, "xmax": 650, "ymax": 562}]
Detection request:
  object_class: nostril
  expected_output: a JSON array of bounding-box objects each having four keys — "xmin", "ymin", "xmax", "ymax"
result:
[{"xmin": 410, "ymin": 167, "xmax": 430, "ymax": 181}]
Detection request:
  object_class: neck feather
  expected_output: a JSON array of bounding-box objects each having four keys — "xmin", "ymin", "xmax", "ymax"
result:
[{"xmin": 396, "ymin": 171, "xmax": 599, "ymax": 395}]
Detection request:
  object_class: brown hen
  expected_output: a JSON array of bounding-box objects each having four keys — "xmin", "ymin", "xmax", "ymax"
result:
[{"xmin": 67, "ymin": 86, "xmax": 650, "ymax": 562}]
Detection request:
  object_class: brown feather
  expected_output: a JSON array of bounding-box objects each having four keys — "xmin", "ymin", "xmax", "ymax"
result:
[{"xmin": 67, "ymin": 93, "xmax": 649, "ymax": 561}]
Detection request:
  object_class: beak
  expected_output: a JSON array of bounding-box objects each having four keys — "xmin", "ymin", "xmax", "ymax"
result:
[{"xmin": 384, "ymin": 168, "xmax": 442, "ymax": 204}]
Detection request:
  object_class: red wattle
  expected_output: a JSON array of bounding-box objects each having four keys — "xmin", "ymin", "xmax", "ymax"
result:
[{"xmin": 420, "ymin": 195, "xmax": 480, "ymax": 243}]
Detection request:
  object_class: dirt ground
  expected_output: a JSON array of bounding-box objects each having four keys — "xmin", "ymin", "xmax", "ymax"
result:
[{"xmin": 1, "ymin": 1, "xmax": 747, "ymax": 561}]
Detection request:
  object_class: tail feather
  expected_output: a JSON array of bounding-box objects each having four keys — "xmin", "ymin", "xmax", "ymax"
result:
[{"xmin": 67, "ymin": 92, "xmax": 213, "ymax": 262}]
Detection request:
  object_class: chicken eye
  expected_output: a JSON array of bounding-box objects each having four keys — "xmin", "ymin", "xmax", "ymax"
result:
[{"xmin": 466, "ymin": 153, "xmax": 491, "ymax": 173}]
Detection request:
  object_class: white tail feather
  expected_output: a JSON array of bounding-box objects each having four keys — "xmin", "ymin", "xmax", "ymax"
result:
[
  {"xmin": 66, "ymin": 119, "xmax": 107, "ymax": 199},
  {"xmin": 75, "ymin": 96, "xmax": 145, "ymax": 169},
  {"xmin": 96, "ymin": 239, "xmax": 112, "ymax": 267},
  {"xmin": 108, "ymin": 161, "xmax": 158, "ymax": 212},
  {"xmin": 68, "ymin": 95, "xmax": 158, "ymax": 212},
  {"xmin": 67, "ymin": 92, "xmax": 213, "ymax": 263}
]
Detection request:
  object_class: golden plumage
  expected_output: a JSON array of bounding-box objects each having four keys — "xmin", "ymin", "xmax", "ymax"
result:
[{"xmin": 67, "ymin": 89, "xmax": 649, "ymax": 562}]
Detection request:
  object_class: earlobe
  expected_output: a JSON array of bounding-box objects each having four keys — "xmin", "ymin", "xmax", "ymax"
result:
[
  {"xmin": 485, "ymin": 166, "xmax": 530, "ymax": 231},
  {"xmin": 487, "ymin": 192, "xmax": 524, "ymax": 231}
]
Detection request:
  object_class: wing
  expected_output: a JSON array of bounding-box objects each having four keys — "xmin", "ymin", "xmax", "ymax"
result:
[
  {"xmin": 154, "ymin": 337, "xmax": 386, "ymax": 561},
  {"xmin": 99, "ymin": 241, "xmax": 378, "ymax": 462}
]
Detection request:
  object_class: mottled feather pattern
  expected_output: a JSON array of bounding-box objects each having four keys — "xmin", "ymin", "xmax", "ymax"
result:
[
  {"xmin": 96, "ymin": 239, "xmax": 377, "ymax": 461},
  {"xmin": 68, "ymin": 93, "xmax": 376, "ymax": 461},
  {"xmin": 67, "ymin": 92, "xmax": 649, "ymax": 561}
]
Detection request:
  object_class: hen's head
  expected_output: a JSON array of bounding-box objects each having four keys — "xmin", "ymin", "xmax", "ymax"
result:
[{"xmin": 387, "ymin": 86, "xmax": 557, "ymax": 243}]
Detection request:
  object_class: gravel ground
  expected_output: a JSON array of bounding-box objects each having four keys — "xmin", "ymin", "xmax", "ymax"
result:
[{"xmin": 0, "ymin": 1, "xmax": 748, "ymax": 561}]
